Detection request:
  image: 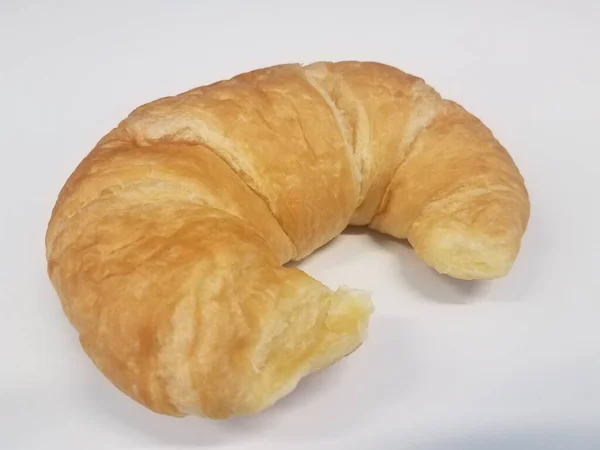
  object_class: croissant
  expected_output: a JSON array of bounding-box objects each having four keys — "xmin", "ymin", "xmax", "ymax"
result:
[{"xmin": 45, "ymin": 61, "xmax": 529, "ymax": 419}]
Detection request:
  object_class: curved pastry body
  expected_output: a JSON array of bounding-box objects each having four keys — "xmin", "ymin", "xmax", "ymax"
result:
[{"xmin": 46, "ymin": 61, "xmax": 529, "ymax": 418}]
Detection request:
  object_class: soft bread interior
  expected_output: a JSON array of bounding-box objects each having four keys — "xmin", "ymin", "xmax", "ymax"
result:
[{"xmin": 241, "ymin": 286, "xmax": 373, "ymax": 416}]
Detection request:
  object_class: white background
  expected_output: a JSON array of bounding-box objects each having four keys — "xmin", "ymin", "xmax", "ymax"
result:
[{"xmin": 1, "ymin": 1, "xmax": 599, "ymax": 449}]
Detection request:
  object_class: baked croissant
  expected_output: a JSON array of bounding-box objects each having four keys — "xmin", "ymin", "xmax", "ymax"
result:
[{"xmin": 45, "ymin": 61, "xmax": 529, "ymax": 419}]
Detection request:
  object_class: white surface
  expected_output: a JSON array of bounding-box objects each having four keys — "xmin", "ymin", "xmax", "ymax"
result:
[{"xmin": 1, "ymin": 1, "xmax": 599, "ymax": 449}]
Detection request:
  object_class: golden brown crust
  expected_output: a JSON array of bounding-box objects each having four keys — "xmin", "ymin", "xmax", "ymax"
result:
[
  {"xmin": 109, "ymin": 64, "xmax": 359, "ymax": 258},
  {"xmin": 371, "ymin": 101, "xmax": 530, "ymax": 278},
  {"xmin": 46, "ymin": 141, "xmax": 295, "ymax": 264},
  {"xmin": 304, "ymin": 61, "xmax": 442, "ymax": 225},
  {"xmin": 45, "ymin": 61, "xmax": 529, "ymax": 419}
]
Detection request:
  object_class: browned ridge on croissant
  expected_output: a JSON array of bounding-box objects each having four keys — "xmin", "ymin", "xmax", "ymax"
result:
[{"xmin": 45, "ymin": 61, "xmax": 530, "ymax": 419}]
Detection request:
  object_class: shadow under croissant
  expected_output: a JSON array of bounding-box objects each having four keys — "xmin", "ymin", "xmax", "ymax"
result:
[
  {"xmin": 354, "ymin": 224, "xmax": 542, "ymax": 306},
  {"xmin": 87, "ymin": 315, "xmax": 416, "ymax": 445},
  {"xmin": 332, "ymin": 226, "xmax": 489, "ymax": 305}
]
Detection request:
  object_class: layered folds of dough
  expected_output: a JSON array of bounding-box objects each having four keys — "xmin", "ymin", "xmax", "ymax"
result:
[{"xmin": 45, "ymin": 61, "xmax": 529, "ymax": 419}]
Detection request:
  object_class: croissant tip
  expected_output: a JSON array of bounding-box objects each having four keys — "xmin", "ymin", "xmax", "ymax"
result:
[{"xmin": 414, "ymin": 228, "xmax": 519, "ymax": 281}]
